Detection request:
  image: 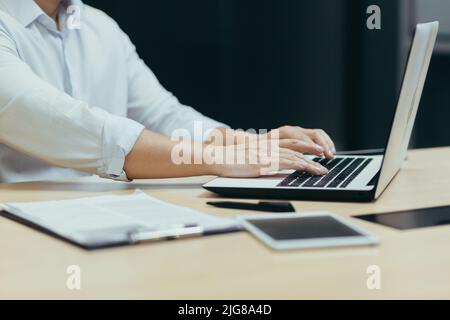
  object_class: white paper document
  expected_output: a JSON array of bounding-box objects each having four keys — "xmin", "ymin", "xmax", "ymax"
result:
[{"xmin": 2, "ymin": 190, "xmax": 239, "ymax": 248}]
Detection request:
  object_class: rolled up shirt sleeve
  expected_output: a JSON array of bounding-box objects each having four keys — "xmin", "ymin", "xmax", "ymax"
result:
[
  {"xmin": 121, "ymin": 28, "xmax": 229, "ymax": 142},
  {"xmin": 0, "ymin": 28, "xmax": 144, "ymax": 181}
]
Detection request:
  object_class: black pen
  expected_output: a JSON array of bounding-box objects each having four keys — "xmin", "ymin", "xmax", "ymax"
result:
[{"xmin": 207, "ymin": 201, "xmax": 296, "ymax": 213}]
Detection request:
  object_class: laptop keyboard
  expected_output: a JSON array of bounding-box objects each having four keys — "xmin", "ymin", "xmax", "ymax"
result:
[{"xmin": 277, "ymin": 157, "xmax": 373, "ymax": 189}]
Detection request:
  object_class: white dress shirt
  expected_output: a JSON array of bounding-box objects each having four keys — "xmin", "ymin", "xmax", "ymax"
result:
[{"xmin": 0, "ymin": 0, "xmax": 226, "ymax": 183}]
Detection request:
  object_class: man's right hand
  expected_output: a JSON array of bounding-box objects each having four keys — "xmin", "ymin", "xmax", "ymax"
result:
[{"xmin": 209, "ymin": 141, "xmax": 329, "ymax": 178}]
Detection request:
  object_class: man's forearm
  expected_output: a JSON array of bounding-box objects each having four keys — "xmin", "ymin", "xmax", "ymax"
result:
[{"xmin": 124, "ymin": 130, "xmax": 215, "ymax": 179}]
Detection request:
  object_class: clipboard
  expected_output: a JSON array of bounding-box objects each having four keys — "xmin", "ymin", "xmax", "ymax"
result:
[{"xmin": 0, "ymin": 190, "xmax": 241, "ymax": 250}]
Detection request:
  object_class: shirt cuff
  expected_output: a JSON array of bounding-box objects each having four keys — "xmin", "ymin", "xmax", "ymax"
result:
[{"xmin": 98, "ymin": 114, "xmax": 145, "ymax": 181}]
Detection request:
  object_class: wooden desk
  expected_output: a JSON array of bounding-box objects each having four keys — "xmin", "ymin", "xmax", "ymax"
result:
[{"xmin": 1, "ymin": 148, "xmax": 450, "ymax": 299}]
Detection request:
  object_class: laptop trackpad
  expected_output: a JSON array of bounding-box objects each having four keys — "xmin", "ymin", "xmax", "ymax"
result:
[{"xmin": 355, "ymin": 206, "xmax": 450, "ymax": 230}]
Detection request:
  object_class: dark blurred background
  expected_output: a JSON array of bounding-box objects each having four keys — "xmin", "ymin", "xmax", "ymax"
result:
[{"xmin": 84, "ymin": 0, "xmax": 450, "ymax": 151}]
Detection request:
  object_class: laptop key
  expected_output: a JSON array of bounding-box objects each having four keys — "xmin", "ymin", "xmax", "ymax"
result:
[
  {"xmin": 340, "ymin": 159, "xmax": 373, "ymax": 188},
  {"xmin": 278, "ymin": 157, "xmax": 344, "ymax": 188},
  {"xmin": 277, "ymin": 172, "xmax": 299, "ymax": 186},
  {"xmin": 302, "ymin": 158, "xmax": 344, "ymax": 187},
  {"xmin": 327, "ymin": 158, "xmax": 364, "ymax": 188},
  {"xmin": 301, "ymin": 174, "xmax": 326, "ymax": 187},
  {"xmin": 278, "ymin": 158, "xmax": 326, "ymax": 187},
  {"xmin": 290, "ymin": 173, "xmax": 313, "ymax": 186},
  {"xmin": 312, "ymin": 158, "xmax": 355, "ymax": 188}
]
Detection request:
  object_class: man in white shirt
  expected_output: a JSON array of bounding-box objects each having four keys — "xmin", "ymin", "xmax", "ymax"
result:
[{"xmin": 0, "ymin": 0, "xmax": 335, "ymax": 183}]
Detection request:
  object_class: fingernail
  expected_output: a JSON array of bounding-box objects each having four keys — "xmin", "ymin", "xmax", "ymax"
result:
[
  {"xmin": 316, "ymin": 145, "xmax": 324, "ymax": 152},
  {"xmin": 318, "ymin": 166, "xmax": 328, "ymax": 174},
  {"xmin": 312, "ymin": 163, "xmax": 326, "ymax": 172}
]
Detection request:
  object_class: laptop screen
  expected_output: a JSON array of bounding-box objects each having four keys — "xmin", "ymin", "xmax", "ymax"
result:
[{"xmin": 375, "ymin": 22, "xmax": 439, "ymax": 198}]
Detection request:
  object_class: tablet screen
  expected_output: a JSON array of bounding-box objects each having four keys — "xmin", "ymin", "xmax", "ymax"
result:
[
  {"xmin": 356, "ymin": 205, "xmax": 450, "ymax": 230},
  {"xmin": 246, "ymin": 216, "xmax": 363, "ymax": 240}
]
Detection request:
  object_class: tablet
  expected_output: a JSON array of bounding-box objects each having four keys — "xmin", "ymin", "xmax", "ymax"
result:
[{"xmin": 238, "ymin": 212, "xmax": 379, "ymax": 250}]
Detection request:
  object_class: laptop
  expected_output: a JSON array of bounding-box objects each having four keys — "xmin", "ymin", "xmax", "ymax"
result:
[{"xmin": 203, "ymin": 22, "xmax": 439, "ymax": 202}]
